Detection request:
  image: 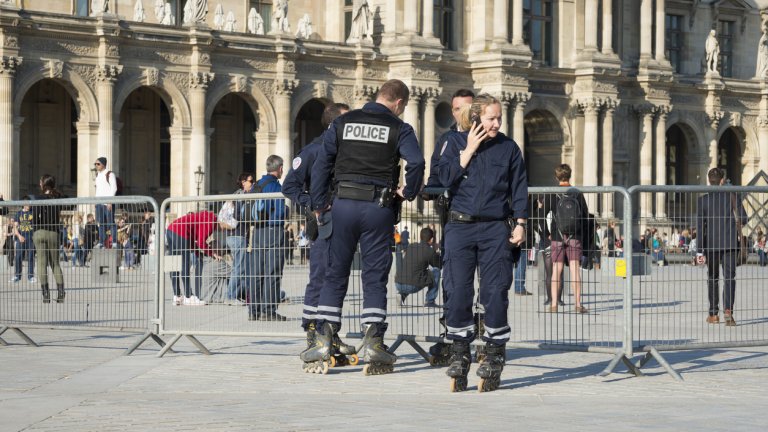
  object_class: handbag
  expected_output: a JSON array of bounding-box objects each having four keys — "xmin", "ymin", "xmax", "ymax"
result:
[{"xmin": 730, "ymin": 193, "xmax": 749, "ymax": 266}]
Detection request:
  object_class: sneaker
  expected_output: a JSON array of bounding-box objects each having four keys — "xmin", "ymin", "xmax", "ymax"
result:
[
  {"xmin": 724, "ymin": 310, "xmax": 736, "ymax": 327},
  {"xmin": 184, "ymin": 295, "xmax": 206, "ymax": 306},
  {"xmin": 706, "ymin": 315, "xmax": 720, "ymax": 324},
  {"xmin": 259, "ymin": 312, "xmax": 287, "ymax": 321},
  {"xmin": 10, "ymin": 276, "xmax": 20, "ymax": 283},
  {"xmin": 400, "ymin": 293, "xmax": 408, "ymax": 306},
  {"xmin": 423, "ymin": 301, "xmax": 441, "ymax": 308},
  {"xmin": 28, "ymin": 276, "xmax": 36, "ymax": 283},
  {"xmin": 515, "ymin": 290, "xmax": 533, "ymax": 296},
  {"xmin": 173, "ymin": 295, "xmax": 183, "ymax": 306}
]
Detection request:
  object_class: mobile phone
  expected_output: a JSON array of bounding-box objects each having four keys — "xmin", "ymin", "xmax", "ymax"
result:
[{"xmin": 470, "ymin": 113, "xmax": 481, "ymax": 130}]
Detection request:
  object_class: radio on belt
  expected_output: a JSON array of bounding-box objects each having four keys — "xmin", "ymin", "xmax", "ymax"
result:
[{"xmin": 343, "ymin": 123, "xmax": 391, "ymax": 143}]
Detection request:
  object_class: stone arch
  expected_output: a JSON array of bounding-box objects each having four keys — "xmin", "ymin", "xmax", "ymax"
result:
[
  {"xmin": 291, "ymin": 83, "xmax": 332, "ymax": 124},
  {"xmin": 13, "ymin": 62, "xmax": 98, "ymax": 123},
  {"xmin": 204, "ymin": 77, "xmax": 277, "ymax": 134},
  {"xmin": 523, "ymin": 96, "xmax": 572, "ymax": 147},
  {"xmin": 293, "ymin": 98, "xmax": 330, "ymax": 155},
  {"xmin": 522, "ymin": 106, "xmax": 565, "ymax": 186},
  {"xmin": 113, "ymin": 71, "xmax": 191, "ymax": 128},
  {"xmin": 665, "ymin": 110, "xmax": 704, "ymax": 151},
  {"xmin": 717, "ymin": 125, "xmax": 747, "ymax": 185}
]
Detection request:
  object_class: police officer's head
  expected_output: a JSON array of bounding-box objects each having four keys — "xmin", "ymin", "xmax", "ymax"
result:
[
  {"xmin": 459, "ymin": 94, "xmax": 502, "ymax": 139},
  {"xmin": 451, "ymin": 89, "xmax": 475, "ymax": 130},
  {"xmin": 266, "ymin": 155, "xmax": 284, "ymax": 179},
  {"xmin": 376, "ymin": 79, "xmax": 410, "ymax": 117},
  {"xmin": 707, "ymin": 167, "xmax": 725, "ymax": 185},
  {"xmin": 321, "ymin": 103, "xmax": 350, "ymax": 129}
]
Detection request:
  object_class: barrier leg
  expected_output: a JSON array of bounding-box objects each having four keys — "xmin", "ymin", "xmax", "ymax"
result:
[
  {"xmin": 599, "ymin": 351, "xmax": 644, "ymax": 378},
  {"xmin": 124, "ymin": 331, "xmax": 170, "ymax": 356},
  {"xmin": 185, "ymin": 335, "xmax": 212, "ymax": 355},
  {"xmin": 636, "ymin": 347, "xmax": 684, "ymax": 382},
  {"xmin": 405, "ymin": 340, "xmax": 432, "ymax": 363},
  {"xmin": 156, "ymin": 333, "xmax": 183, "ymax": 358},
  {"xmin": 386, "ymin": 335, "xmax": 405, "ymax": 354},
  {"xmin": 0, "ymin": 326, "xmax": 39, "ymax": 347},
  {"xmin": 0, "ymin": 326, "xmax": 8, "ymax": 346}
]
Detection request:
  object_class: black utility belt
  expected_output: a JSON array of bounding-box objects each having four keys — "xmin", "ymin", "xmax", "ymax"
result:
[
  {"xmin": 448, "ymin": 211, "xmax": 503, "ymax": 224},
  {"xmin": 336, "ymin": 181, "xmax": 383, "ymax": 202}
]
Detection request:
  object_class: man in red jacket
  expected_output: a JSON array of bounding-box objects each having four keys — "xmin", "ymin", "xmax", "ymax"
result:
[{"xmin": 166, "ymin": 210, "xmax": 217, "ymax": 306}]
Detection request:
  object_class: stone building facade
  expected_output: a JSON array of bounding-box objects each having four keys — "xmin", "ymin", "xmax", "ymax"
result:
[{"xmin": 1, "ymin": 0, "xmax": 768, "ymax": 220}]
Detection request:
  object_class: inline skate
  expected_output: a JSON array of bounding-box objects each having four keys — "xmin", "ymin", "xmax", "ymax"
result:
[
  {"xmin": 299, "ymin": 322, "xmax": 334, "ymax": 374},
  {"xmin": 359, "ymin": 323, "xmax": 397, "ymax": 375},
  {"xmin": 445, "ymin": 340, "xmax": 471, "ymax": 392},
  {"xmin": 476, "ymin": 343, "xmax": 506, "ymax": 392}
]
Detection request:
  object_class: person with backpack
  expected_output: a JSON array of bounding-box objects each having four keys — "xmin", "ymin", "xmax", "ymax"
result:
[
  {"xmin": 93, "ymin": 157, "xmax": 118, "ymax": 248},
  {"xmin": 221, "ymin": 172, "xmax": 255, "ymax": 305},
  {"xmin": 548, "ymin": 163, "xmax": 589, "ymax": 314}
]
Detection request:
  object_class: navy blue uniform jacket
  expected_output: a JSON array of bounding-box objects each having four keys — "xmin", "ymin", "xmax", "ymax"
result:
[{"xmin": 282, "ymin": 136, "xmax": 322, "ymax": 208}]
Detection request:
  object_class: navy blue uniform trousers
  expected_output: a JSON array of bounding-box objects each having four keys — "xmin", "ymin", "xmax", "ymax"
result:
[
  {"xmin": 316, "ymin": 198, "xmax": 396, "ymax": 330},
  {"xmin": 301, "ymin": 236, "xmax": 328, "ymax": 329},
  {"xmin": 443, "ymin": 220, "xmax": 513, "ymax": 345}
]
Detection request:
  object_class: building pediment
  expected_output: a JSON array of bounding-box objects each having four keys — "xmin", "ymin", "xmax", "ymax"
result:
[{"xmin": 713, "ymin": 0, "xmax": 755, "ymax": 12}]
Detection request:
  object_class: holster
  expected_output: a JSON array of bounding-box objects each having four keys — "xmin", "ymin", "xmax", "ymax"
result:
[{"xmin": 304, "ymin": 207, "xmax": 319, "ymax": 241}]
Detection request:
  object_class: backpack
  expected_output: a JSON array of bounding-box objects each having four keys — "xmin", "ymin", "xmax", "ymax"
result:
[
  {"xmin": 107, "ymin": 171, "xmax": 124, "ymax": 196},
  {"xmin": 242, "ymin": 177, "xmax": 277, "ymax": 224},
  {"xmin": 554, "ymin": 193, "xmax": 582, "ymax": 237}
]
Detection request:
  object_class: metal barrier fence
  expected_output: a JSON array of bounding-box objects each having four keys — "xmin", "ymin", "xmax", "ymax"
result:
[
  {"xmin": 622, "ymin": 185, "xmax": 768, "ymax": 378},
  {"xmin": 0, "ymin": 196, "xmax": 161, "ymax": 350}
]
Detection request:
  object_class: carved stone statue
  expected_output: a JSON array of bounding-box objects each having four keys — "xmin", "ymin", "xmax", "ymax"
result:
[
  {"xmin": 183, "ymin": 0, "xmax": 193, "ymax": 23},
  {"xmin": 757, "ymin": 22, "xmax": 768, "ymax": 78},
  {"xmin": 271, "ymin": 0, "xmax": 290, "ymax": 33},
  {"xmin": 161, "ymin": 2, "xmax": 175, "ymax": 25},
  {"xmin": 224, "ymin": 11, "xmax": 237, "ymax": 32},
  {"xmin": 133, "ymin": 0, "xmax": 145, "ymax": 22},
  {"xmin": 184, "ymin": 0, "xmax": 208, "ymax": 24},
  {"xmin": 705, "ymin": 29, "xmax": 720, "ymax": 74},
  {"xmin": 91, "ymin": 0, "xmax": 109, "ymax": 15},
  {"xmin": 154, "ymin": 0, "xmax": 165, "ymax": 23},
  {"xmin": 295, "ymin": 13, "xmax": 312, "ymax": 39},
  {"xmin": 247, "ymin": 8, "xmax": 265, "ymax": 35},
  {"xmin": 347, "ymin": 0, "xmax": 373, "ymax": 44},
  {"xmin": 213, "ymin": 3, "xmax": 225, "ymax": 30}
]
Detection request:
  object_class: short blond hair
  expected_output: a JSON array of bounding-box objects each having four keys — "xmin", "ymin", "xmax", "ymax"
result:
[{"xmin": 458, "ymin": 93, "xmax": 501, "ymax": 131}]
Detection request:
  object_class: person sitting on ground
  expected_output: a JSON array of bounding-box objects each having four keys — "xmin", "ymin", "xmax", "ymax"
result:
[{"xmin": 394, "ymin": 227, "xmax": 442, "ymax": 308}]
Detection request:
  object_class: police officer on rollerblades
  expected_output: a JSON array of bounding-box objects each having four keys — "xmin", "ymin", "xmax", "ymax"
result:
[{"xmin": 304, "ymin": 79, "xmax": 425, "ymax": 375}]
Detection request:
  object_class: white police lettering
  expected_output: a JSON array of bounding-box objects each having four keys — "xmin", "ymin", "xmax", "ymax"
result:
[{"xmin": 342, "ymin": 123, "xmax": 390, "ymax": 144}]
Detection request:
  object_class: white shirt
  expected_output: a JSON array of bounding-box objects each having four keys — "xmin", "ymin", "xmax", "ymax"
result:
[{"xmin": 95, "ymin": 170, "xmax": 117, "ymax": 197}]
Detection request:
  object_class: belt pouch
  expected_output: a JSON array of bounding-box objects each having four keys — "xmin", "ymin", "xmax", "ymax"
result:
[{"xmin": 337, "ymin": 181, "xmax": 376, "ymax": 201}]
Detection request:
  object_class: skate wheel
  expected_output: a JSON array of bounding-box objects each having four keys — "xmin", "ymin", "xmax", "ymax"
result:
[
  {"xmin": 349, "ymin": 354, "xmax": 359, "ymax": 366},
  {"xmin": 450, "ymin": 377, "xmax": 468, "ymax": 392},
  {"xmin": 329, "ymin": 356, "xmax": 337, "ymax": 368},
  {"xmin": 477, "ymin": 377, "xmax": 500, "ymax": 393},
  {"xmin": 320, "ymin": 361, "xmax": 330, "ymax": 375}
]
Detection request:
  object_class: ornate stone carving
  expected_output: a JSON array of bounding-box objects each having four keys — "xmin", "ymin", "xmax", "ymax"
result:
[
  {"xmin": 95, "ymin": 64, "xmax": 122, "ymax": 82},
  {"xmin": 3, "ymin": 35, "xmax": 19, "ymax": 49},
  {"xmin": 43, "ymin": 58, "xmax": 64, "ymax": 79},
  {"xmin": 233, "ymin": 74, "xmax": 248, "ymax": 92},
  {"xmin": 106, "ymin": 44, "xmax": 119, "ymax": 57},
  {"xmin": 253, "ymin": 79, "xmax": 274, "ymax": 97},
  {"xmin": 0, "ymin": 56, "xmax": 22, "ymax": 75},
  {"xmin": 199, "ymin": 53, "xmax": 211, "ymax": 66},
  {"xmin": 603, "ymin": 98, "xmax": 618, "ymax": 113},
  {"xmin": 144, "ymin": 67, "xmax": 159, "ymax": 86},
  {"xmin": 295, "ymin": 13, "xmax": 313, "ymax": 39},
  {"xmin": 423, "ymin": 87, "xmax": 442, "ymax": 103},
  {"xmin": 514, "ymin": 92, "xmax": 531, "ymax": 106},
  {"xmin": 414, "ymin": 68, "xmax": 439, "ymax": 80},
  {"xmin": 270, "ymin": 0, "xmax": 290, "ymax": 34},
  {"xmin": 729, "ymin": 112, "xmax": 742, "ymax": 128},
  {"xmin": 634, "ymin": 103, "xmax": 655, "ymax": 118},
  {"xmin": 313, "ymin": 81, "xmax": 328, "ymax": 99},
  {"xmin": 706, "ymin": 111, "xmax": 724, "ymax": 129},
  {"xmin": 654, "ymin": 104, "xmax": 671, "ymax": 120},
  {"xmin": 274, "ymin": 78, "xmax": 297, "ymax": 95},
  {"xmin": 354, "ymin": 84, "xmax": 378, "ymax": 101},
  {"xmin": 503, "ymin": 73, "xmax": 528, "ymax": 85},
  {"xmin": 334, "ymin": 85, "xmax": 355, "ymax": 105},
  {"xmin": 165, "ymin": 71, "xmax": 191, "ymax": 94},
  {"xmin": 579, "ymin": 97, "xmax": 603, "ymax": 114},
  {"xmin": 758, "ymin": 115, "xmax": 768, "ymax": 128},
  {"xmin": 190, "ymin": 72, "xmax": 215, "ymax": 89},
  {"xmin": 70, "ymin": 63, "xmax": 98, "ymax": 88}
]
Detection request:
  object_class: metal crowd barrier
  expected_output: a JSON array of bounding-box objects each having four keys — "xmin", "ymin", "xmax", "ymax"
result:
[
  {"xmin": 620, "ymin": 185, "xmax": 768, "ymax": 379},
  {"xmin": 0, "ymin": 196, "xmax": 162, "ymax": 351}
]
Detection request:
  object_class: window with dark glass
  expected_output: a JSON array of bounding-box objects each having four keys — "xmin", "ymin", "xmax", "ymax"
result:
[
  {"xmin": 75, "ymin": 0, "xmax": 89, "ymax": 16},
  {"xmin": 70, "ymin": 100, "xmax": 79, "ymax": 184},
  {"xmin": 434, "ymin": 0, "xmax": 455, "ymax": 49},
  {"xmin": 522, "ymin": 0, "xmax": 553, "ymax": 65},
  {"xmin": 344, "ymin": 0, "xmax": 353, "ymax": 40},
  {"xmin": 250, "ymin": 0, "xmax": 273, "ymax": 33},
  {"xmin": 160, "ymin": 102, "xmax": 171, "ymax": 188},
  {"xmin": 665, "ymin": 14, "xmax": 684, "ymax": 73},
  {"xmin": 718, "ymin": 20, "xmax": 735, "ymax": 77}
]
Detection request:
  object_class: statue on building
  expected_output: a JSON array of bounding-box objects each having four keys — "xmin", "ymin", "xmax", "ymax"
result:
[
  {"xmin": 757, "ymin": 22, "xmax": 768, "ymax": 78},
  {"xmin": 184, "ymin": 0, "xmax": 208, "ymax": 24},
  {"xmin": 161, "ymin": 2, "xmax": 175, "ymax": 25},
  {"xmin": 347, "ymin": 0, "xmax": 373, "ymax": 44},
  {"xmin": 247, "ymin": 8, "xmax": 265, "ymax": 35},
  {"xmin": 91, "ymin": 0, "xmax": 109, "ymax": 15},
  {"xmin": 295, "ymin": 13, "xmax": 312, "ymax": 39},
  {"xmin": 271, "ymin": 0, "xmax": 290, "ymax": 34},
  {"xmin": 154, "ymin": 0, "xmax": 165, "ymax": 23},
  {"xmin": 213, "ymin": 3, "xmax": 225, "ymax": 30},
  {"xmin": 224, "ymin": 11, "xmax": 237, "ymax": 32},
  {"xmin": 134, "ymin": 0, "xmax": 146, "ymax": 22},
  {"xmin": 705, "ymin": 29, "xmax": 720, "ymax": 74},
  {"xmin": 183, "ymin": 0, "xmax": 193, "ymax": 24}
]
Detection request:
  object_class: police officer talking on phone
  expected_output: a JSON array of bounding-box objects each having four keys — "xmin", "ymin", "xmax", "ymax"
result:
[
  {"xmin": 437, "ymin": 93, "xmax": 528, "ymax": 392},
  {"xmin": 305, "ymin": 79, "xmax": 425, "ymax": 375}
]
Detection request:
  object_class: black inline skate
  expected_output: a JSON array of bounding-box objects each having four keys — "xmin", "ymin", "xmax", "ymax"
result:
[
  {"xmin": 358, "ymin": 322, "xmax": 397, "ymax": 375},
  {"xmin": 331, "ymin": 332, "xmax": 359, "ymax": 367},
  {"xmin": 299, "ymin": 322, "xmax": 334, "ymax": 374},
  {"xmin": 445, "ymin": 340, "xmax": 472, "ymax": 392},
  {"xmin": 428, "ymin": 316, "xmax": 451, "ymax": 367},
  {"xmin": 476, "ymin": 343, "xmax": 506, "ymax": 392}
]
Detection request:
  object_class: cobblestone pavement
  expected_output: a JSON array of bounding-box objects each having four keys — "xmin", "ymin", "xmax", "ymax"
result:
[{"xmin": 1, "ymin": 329, "xmax": 767, "ymax": 431}]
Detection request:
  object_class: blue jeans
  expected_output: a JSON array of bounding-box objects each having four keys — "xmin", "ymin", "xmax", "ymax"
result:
[
  {"xmin": 249, "ymin": 226, "xmax": 286, "ymax": 316},
  {"xmin": 14, "ymin": 236, "xmax": 35, "ymax": 279},
  {"xmin": 71, "ymin": 242, "xmax": 85, "ymax": 266},
  {"xmin": 758, "ymin": 249, "xmax": 767, "ymax": 266},
  {"xmin": 226, "ymin": 235, "xmax": 247, "ymax": 300},
  {"xmin": 95, "ymin": 204, "xmax": 117, "ymax": 246},
  {"xmin": 396, "ymin": 268, "xmax": 440, "ymax": 304},
  {"xmin": 166, "ymin": 230, "xmax": 202, "ymax": 298},
  {"xmin": 652, "ymin": 250, "xmax": 665, "ymax": 263},
  {"xmin": 513, "ymin": 255, "xmax": 527, "ymax": 293}
]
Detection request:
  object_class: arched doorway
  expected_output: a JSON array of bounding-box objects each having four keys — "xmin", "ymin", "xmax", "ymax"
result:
[
  {"xmin": 294, "ymin": 98, "xmax": 327, "ymax": 156},
  {"xmin": 118, "ymin": 87, "xmax": 173, "ymax": 201},
  {"xmin": 665, "ymin": 124, "xmax": 690, "ymax": 186},
  {"xmin": 717, "ymin": 128, "xmax": 743, "ymax": 185},
  {"xmin": 209, "ymin": 93, "xmax": 259, "ymax": 194},
  {"xmin": 19, "ymin": 79, "xmax": 79, "ymax": 197},
  {"xmin": 523, "ymin": 109, "xmax": 563, "ymax": 186}
]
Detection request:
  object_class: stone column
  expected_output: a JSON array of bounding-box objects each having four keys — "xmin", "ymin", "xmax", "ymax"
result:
[
  {"xmin": 640, "ymin": 0, "xmax": 653, "ymax": 59},
  {"xmin": 76, "ymin": 121, "xmax": 99, "ymax": 197},
  {"xmin": 274, "ymin": 79, "xmax": 295, "ymax": 166},
  {"xmin": 585, "ymin": 0, "xmax": 598, "ymax": 50},
  {"xmin": 494, "ymin": 0, "xmax": 508, "ymax": 42},
  {"xmin": 0, "ymin": 56, "xmax": 20, "ymax": 199},
  {"xmin": 638, "ymin": 105, "xmax": 654, "ymax": 218},
  {"xmin": 499, "ymin": 94, "xmax": 511, "ymax": 136},
  {"xmin": 513, "ymin": 94, "xmax": 528, "ymax": 155},
  {"xmin": 570, "ymin": 106, "xmax": 584, "ymax": 184},
  {"xmin": 582, "ymin": 98, "xmax": 600, "ymax": 211},
  {"xmin": 759, "ymin": 115, "xmax": 768, "ymax": 174},
  {"xmin": 189, "ymin": 72, "xmax": 213, "ymax": 196},
  {"xmin": 404, "ymin": 87, "xmax": 422, "ymax": 145},
  {"xmin": 422, "ymin": 88, "xmax": 439, "ymax": 180},
  {"xmin": 95, "ymin": 65, "xmax": 121, "ymax": 173},
  {"xmin": 601, "ymin": 0, "xmax": 613, "ymax": 55},
  {"xmin": 423, "ymin": 0, "xmax": 435, "ymax": 38},
  {"xmin": 655, "ymin": 106, "xmax": 669, "ymax": 219},
  {"xmin": 512, "ymin": 0, "xmax": 524, "ymax": 45},
  {"xmin": 707, "ymin": 112, "xmax": 723, "ymax": 177},
  {"xmin": 404, "ymin": 0, "xmax": 418, "ymax": 34},
  {"xmin": 602, "ymin": 100, "xmax": 616, "ymax": 218},
  {"xmin": 655, "ymin": 0, "xmax": 666, "ymax": 61}
]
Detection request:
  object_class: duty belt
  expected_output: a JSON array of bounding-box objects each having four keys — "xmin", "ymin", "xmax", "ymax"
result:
[{"xmin": 448, "ymin": 211, "xmax": 503, "ymax": 224}]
